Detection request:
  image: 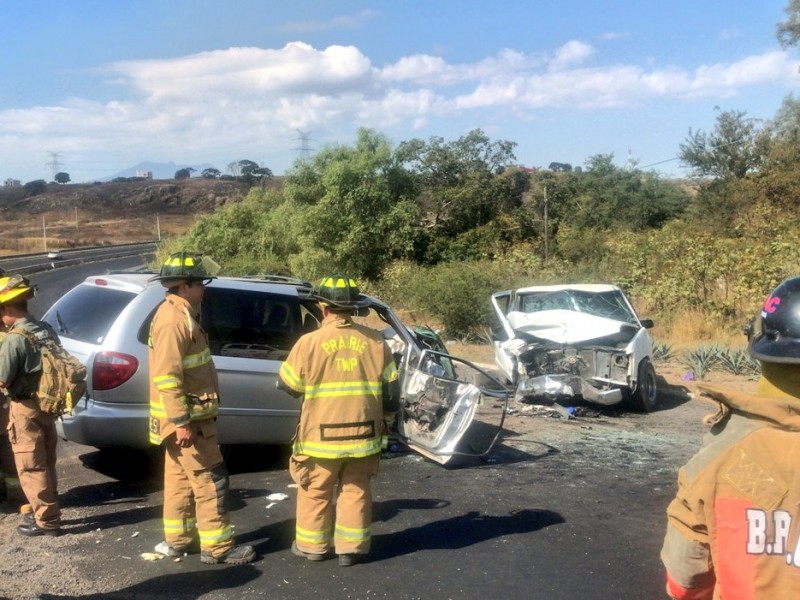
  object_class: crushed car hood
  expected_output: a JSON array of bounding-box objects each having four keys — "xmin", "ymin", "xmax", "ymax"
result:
[{"xmin": 506, "ymin": 309, "xmax": 631, "ymax": 345}]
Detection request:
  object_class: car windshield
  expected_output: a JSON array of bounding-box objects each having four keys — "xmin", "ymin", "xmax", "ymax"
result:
[
  {"xmin": 518, "ymin": 290, "xmax": 638, "ymax": 325},
  {"xmin": 43, "ymin": 285, "xmax": 138, "ymax": 344}
]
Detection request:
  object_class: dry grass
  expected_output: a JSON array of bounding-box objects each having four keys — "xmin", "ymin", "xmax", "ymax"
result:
[
  {"xmin": 649, "ymin": 307, "xmax": 748, "ymax": 351},
  {"xmin": 0, "ymin": 211, "xmax": 195, "ymax": 255}
]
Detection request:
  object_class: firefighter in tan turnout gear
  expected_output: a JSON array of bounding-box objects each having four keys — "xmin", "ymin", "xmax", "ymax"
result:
[
  {"xmin": 0, "ymin": 275, "xmax": 61, "ymax": 536},
  {"xmin": 279, "ymin": 274, "xmax": 399, "ymax": 567},
  {"xmin": 661, "ymin": 275, "xmax": 800, "ymax": 599},
  {"xmin": 149, "ymin": 252, "xmax": 254, "ymax": 565},
  {"xmin": 0, "ymin": 267, "xmax": 22, "ymax": 510}
]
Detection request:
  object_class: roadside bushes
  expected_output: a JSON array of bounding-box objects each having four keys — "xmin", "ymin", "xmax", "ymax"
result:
[
  {"xmin": 374, "ymin": 260, "xmax": 499, "ymax": 340},
  {"xmin": 373, "ymin": 250, "xmax": 578, "ymax": 339}
]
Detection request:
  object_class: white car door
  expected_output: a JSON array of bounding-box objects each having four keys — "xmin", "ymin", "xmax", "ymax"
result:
[
  {"xmin": 398, "ymin": 349, "xmax": 509, "ymax": 465},
  {"xmin": 490, "ymin": 291, "xmax": 518, "ymax": 382}
]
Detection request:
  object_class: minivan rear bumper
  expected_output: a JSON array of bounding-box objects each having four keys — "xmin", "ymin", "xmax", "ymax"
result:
[
  {"xmin": 58, "ymin": 399, "xmax": 301, "ymax": 449},
  {"xmin": 59, "ymin": 400, "xmax": 151, "ymax": 449}
]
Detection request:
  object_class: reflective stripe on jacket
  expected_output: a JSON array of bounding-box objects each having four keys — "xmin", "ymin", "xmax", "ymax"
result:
[
  {"xmin": 661, "ymin": 382, "xmax": 800, "ymax": 600},
  {"xmin": 279, "ymin": 314, "xmax": 398, "ymax": 459},
  {"xmin": 148, "ymin": 294, "xmax": 220, "ymax": 445}
]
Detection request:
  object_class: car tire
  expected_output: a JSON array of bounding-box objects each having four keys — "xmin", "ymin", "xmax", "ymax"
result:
[{"xmin": 628, "ymin": 358, "xmax": 658, "ymax": 412}]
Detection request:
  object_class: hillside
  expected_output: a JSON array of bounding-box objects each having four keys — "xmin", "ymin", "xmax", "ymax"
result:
[
  {"xmin": 0, "ymin": 177, "xmax": 257, "ymax": 216},
  {"xmin": 0, "ymin": 178, "xmax": 273, "ymax": 254}
]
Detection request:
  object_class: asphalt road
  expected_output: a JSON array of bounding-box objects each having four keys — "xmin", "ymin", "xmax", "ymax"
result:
[
  {"xmin": 38, "ymin": 399, "xmax": 699, "ymax": 600},
  {"xmin": 0, "ymin": 256, "xmax": 695, "ymax": 599}
]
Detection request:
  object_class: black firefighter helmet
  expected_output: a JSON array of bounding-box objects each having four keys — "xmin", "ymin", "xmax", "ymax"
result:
[{"xmin": 748, "ymin": 276, "xmax": 800, "ymax": 364}]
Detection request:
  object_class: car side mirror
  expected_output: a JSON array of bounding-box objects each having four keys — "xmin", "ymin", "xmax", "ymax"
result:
[{"xmin": 639, "ymin": 319, "xmax": 654, "ymax": 329}]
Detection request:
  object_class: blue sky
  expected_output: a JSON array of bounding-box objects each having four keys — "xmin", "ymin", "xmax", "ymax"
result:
[{"xmin": 1, "ymin": 0, "xmax": 798, "ymax": 183}]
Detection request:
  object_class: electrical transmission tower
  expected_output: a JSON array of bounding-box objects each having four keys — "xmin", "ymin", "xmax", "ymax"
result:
[
  {"xmin": 46, "ymin": 151, "xmax": 63, "ymax": 179},
  {"xmin": 294, "ymin": 130, "xmax": 315, "ymax": 159}
]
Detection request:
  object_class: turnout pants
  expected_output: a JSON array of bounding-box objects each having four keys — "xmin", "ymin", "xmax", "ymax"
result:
[
  {"xmin": 289, "ymin": 453, "xmax": 380, "ymax": 556},
  {"xmin": 162, "ymin": 420, "xmax": 233, "ymax": 557},
  {"xmin": 8, "ymin": 398, "xmax": 60, "ymax": 527},
  {"xmin": 0, "ymin": 399, "xmax": 21, "ymax": 503}
]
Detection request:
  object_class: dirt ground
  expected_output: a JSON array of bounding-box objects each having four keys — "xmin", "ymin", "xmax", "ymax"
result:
[{"xmin": 0, "ymin": 359, "xmax": 756, "ymax": 599}]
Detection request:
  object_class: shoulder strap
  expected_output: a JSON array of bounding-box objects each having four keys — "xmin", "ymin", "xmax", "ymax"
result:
[{"xmin": 7, "ymin": 326, "xmax": 38, "ymax": 346}]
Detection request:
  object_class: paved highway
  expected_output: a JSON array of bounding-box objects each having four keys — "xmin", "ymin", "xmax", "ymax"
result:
[{"xmin": 1, "ymin": 250, "xmax": 156, "ymax": 316}]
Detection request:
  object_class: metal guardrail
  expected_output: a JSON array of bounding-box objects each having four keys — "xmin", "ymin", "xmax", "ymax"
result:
[{"xmin": 0, "ymin": 241, "xmax": 158, "ymax": 275}]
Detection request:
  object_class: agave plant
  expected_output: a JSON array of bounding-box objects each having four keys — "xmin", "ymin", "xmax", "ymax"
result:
[
  {"xmin": 681, "ymin": 345, "xmax": 720, "ymax": 381},
  {"xmin": 716, "ymin": 347, "xmax": 761, "ymax": 377},
  {"xmin": 652, "ymin": 341, "xmax": 675, "ymax": 364}
]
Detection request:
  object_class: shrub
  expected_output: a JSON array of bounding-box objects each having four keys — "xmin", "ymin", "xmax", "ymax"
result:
[
  {"xmin": 652, "ymin": 341, "xmax": 674, "ymax": 364},
  {"xmin": 681, "ymin": 345, "xmax": 720, "ymax": 381},
  {"xmin": 715, "ymin": 347, "xmax": 761, "ymax": 377}
]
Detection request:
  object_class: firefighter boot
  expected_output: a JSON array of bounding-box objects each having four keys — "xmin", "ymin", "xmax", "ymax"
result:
[
  {"xmin": 200, "ymin": 544, "xmax": 255, "ymax": 565},
  {"xmin": 291, "ymin": 541, "xmax": 327, "ymax": 562}
]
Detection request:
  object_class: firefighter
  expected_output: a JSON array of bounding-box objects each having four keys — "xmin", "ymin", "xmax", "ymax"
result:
[
  {"xmin": 0, "ymin": 265, "xmax": 22, "ymax": 511},
  {"xmin": 149, "ymin": 252, "xmax": 254, "ymax": 565},
  {"xmin": 278, "ymin": 274, "xmax": 399, "ymax": 567},
  {"xmin": 661, "ymin": 275, "xmax": 800, "ymax": 599},
  {"xmin": 0, "ymin": 314, "xmax": 23, "ymax": 510},
  {"xmin": 0, "ymin": 275, "xmax": 61, "ymax": 535}
]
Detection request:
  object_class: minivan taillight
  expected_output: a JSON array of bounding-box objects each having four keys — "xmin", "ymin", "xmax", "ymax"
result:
[{"xmin": 93, "ymin": 352, "xmax": 139, "ymax": 391}]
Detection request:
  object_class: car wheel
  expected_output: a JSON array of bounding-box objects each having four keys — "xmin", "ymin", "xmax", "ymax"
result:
[{"xmin": 628, "ymin": 358, "xmax": 658, "ymax": 412}]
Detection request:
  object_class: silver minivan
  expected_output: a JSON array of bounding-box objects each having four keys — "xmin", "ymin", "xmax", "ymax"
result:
[{"xmin": 44, "ymin": 272, "xmax": 508, "ymax": 464}]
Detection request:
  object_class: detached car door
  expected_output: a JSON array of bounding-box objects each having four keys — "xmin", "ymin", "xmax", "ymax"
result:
[
  {"xmin": 370, "ymin": 300, "xmax": 510, "ymax": 465},
  {"xmin": 398, "ymin": 349, "xmax": 508, "ymax": 465}
]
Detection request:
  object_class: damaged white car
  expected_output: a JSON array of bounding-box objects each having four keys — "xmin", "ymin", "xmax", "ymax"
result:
[{"xmin": 491, "ymin": 284, "xmax": 658, "ymax": 412}]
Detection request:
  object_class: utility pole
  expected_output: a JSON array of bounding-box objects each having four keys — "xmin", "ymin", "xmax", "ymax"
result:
[
  {"xmin": 156, "ymin": 215, "xmax": 161, "ymax": 241},
  {"xmin": 42, "ymin": 216, "xmax": 47, "ymax": 251},
  {"xmin": 74, "ymin": 207, "xmax": 78, "ymax": 230},
  {"xmin": 543, "ymin": 185, "xmax": 548, "ymax": 263}
]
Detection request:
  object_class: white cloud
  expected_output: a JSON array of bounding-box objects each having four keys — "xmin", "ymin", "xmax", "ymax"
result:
[
  {"xmin": 111, "ymin": 43, "xmax": 376, "ymax": 100},
  {"xmin": 718, "ymin": 26, "xmax": 743, "ymax": 41},
  {"xmin": 599, "ymin": 32, "xmax": 628, "ymax": 41},
  {"xmin": 278, "ymin": 9, "xmax": 379, "ymax": 33},
  {"xmin": 549, "ymin": 40, "xmax": 594, "ymax": 70},
  {"xmin": 1, "ymin": 40, "xmax": 797, "ymax": 180}
]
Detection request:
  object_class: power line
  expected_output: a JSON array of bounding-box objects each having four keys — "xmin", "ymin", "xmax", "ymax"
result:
[{"xmin": 639, "ymin": 156, "xmax": 682, "ymax": 169}]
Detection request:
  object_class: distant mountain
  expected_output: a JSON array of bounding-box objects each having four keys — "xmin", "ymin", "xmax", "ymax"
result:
[{"xmin": 107, "ymin": 161, "xmax": 217, "ymax": 181}]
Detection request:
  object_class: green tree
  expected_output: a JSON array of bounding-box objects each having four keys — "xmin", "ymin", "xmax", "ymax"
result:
[
  {"xmin": 396, "ymin": 129, "xmax": 519, "ymax": 261},
  {"xmin": 237, "ymin": 160, "xmax": 273, "ymax": 184},
  {"xmin": 201, "ymin": 168, "xmax": 221, "ymax": 179},
  {"xmin": 54, "ymin": 172, "xmax": 70, "ymax": 184},
  {"xmin": 24, "ymin": 179, "xmax": 47, "ymax": 196},
  {"xmin": 175, "ymin": 167, "xmax": 194, "ymax": 180},
  {"xmin": 527, "ymin": 154, "xmax": 690, "ymax": 243},
  {"xmin": 679, "ymin": 109, "xmax": 767, "ymax": 179},
  {"xmin": 777, "ymin": 0, "xmax": 800, "ymax": 47},
  {"xmin": 283, "ymin": 128, "xmax": 419, "ymax": 279}
]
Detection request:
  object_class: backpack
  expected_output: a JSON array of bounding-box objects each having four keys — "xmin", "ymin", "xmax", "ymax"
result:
[{"xmin": 8, "ymin": 326, "xmax": 87, "ymax": 415}]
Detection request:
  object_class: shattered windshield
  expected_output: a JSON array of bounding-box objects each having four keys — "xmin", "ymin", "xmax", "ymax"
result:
[{"xmin": 518, "ymin": 290, "xmax": 638, "ymax": 325}]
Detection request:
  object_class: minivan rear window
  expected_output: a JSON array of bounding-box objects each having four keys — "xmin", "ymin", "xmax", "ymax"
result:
[
  {"xmin": 201, "ymin": 287, "xmax": 304, "ymax": 358},
  {"xmin": 43, "ymin": 285, "xmax": 137, "ymax": 344}
]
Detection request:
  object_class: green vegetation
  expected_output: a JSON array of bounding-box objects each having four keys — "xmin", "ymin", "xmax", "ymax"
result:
[
  {"xmin": 679, "ymin": 345, "xmax": 761, "ymax": 380},
  {"xmin": 166, "ymin": 94, "xmax": 800, "ymax": 344}
]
